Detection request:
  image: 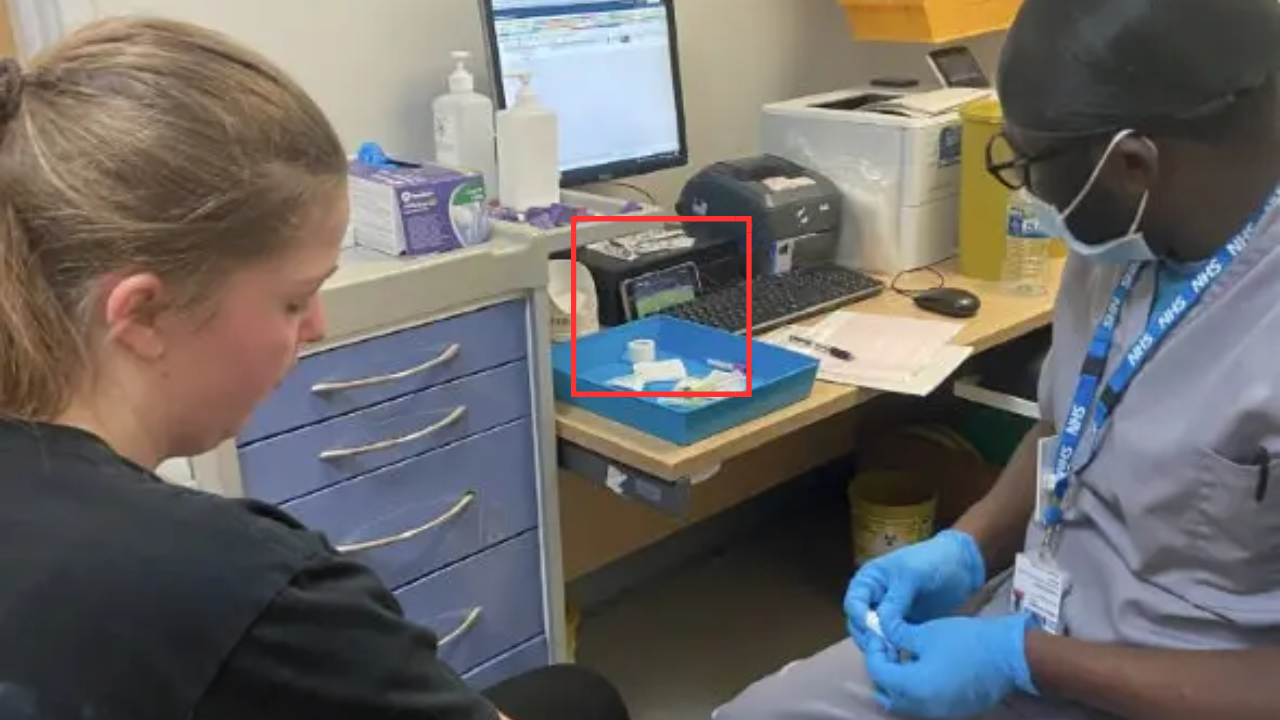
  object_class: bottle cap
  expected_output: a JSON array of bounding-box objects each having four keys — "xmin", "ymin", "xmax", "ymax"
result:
[
  {"xmin": 449, "ymin": 50, "xmax": 474, "ymax": 93},
  {"xmin": 505, "ymin": 72, "xmax": 536, "ymax": 106}
]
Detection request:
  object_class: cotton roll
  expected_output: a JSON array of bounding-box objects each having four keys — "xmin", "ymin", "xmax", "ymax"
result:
[{"xmin": 626, "ymin": 339, "xmax": 656, "ymax": 363}]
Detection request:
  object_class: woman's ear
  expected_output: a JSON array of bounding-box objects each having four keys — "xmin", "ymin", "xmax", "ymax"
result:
[{"xmin": 101, "ymin": 273, "xmax": 170, "ymax": 361}]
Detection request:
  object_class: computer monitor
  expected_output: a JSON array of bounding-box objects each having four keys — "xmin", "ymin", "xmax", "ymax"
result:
[{"xmin": 480, "ymin": 0, "xmax": 689, "ymax": 187}]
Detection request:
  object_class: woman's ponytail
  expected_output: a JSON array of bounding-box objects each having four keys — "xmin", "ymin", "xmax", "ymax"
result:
[
  {"xmin": 0, "ymin": 204, "xmax": 80, "ymax": 420},
  {"xmin": 0, "ymin": 57, "xmax": 82, "ymax": 420},
  {"xmin": 0, "ymin": 57, "xmax": 75, "ymax": 420}
]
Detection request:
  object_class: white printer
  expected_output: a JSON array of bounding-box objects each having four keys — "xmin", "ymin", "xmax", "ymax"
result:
[{"xmin": 761, "ymin": 86, "xmax": 992, "ymax": 275}]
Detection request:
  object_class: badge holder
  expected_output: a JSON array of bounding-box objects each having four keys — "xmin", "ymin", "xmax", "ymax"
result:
[
  {"xmin": 1011, "ymin": 434, "xmax": 1071, "ymax": 635},
  {"xmin": 1011, "ymin": 553, "xmax": 1069, "ymax": 635}
]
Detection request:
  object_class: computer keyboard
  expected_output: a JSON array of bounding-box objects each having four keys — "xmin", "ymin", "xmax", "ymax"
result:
[{"xmin": 657, "ymin": 265, "xmax": 885, "ymax": 334}]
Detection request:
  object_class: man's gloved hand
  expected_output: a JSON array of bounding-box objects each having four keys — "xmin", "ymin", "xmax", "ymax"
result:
[
  {"xmin": 844, "ymin": 529, "xmax": 986, "ymax": 649},
  {"xmin": 865, "ymin": 613, "xmax": 1037, "ymax": 720}
]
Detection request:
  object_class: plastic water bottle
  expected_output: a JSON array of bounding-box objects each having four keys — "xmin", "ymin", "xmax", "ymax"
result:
[{"xmin": 1001, "ymin": 189, "xmax": 1051, "ymax": 295}]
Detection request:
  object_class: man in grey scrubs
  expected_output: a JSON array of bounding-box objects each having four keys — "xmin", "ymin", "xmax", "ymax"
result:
[{"xmin": 715, "ymin": 0, "xmax": 1280, "ymax": 718}]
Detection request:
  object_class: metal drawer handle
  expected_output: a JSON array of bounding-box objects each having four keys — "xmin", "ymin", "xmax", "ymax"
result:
[
  {"xmin": 438, "ymin": 606, "xmax": 484, "ymax": 647},
  {"xmin": 319, "ymin": 406, "xmax": 468, "ymax": 461},
  {"xmin": 311, "ymin": 343, "xmax": 462, "ymax": 394},
  {"xmin": 335, "ymin": 492, "xmax": 475, "ymax": 554}
]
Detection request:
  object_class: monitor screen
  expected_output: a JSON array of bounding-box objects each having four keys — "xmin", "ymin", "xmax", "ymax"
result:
[{"xmin": 482, "ymin": 0, "xmax": 689, "ymax": 186}]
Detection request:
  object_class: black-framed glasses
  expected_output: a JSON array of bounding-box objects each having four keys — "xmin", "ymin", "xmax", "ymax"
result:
[
  {"xmin": 985, "ymin": 80, "xmax": 1257, "ymax": 192},
  {"xmin": 984, "ymin": 131, "xmax": 1081, "ymax": 192}
]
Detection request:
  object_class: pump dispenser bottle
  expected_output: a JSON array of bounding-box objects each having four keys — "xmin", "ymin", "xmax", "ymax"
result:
[
  {"xmin": 496, "ymin": 72, "xmax": 560, "ymax": 211},
  {"xmin": 433, "ymin": 50, "xmax": 498, "ymax": 198}
]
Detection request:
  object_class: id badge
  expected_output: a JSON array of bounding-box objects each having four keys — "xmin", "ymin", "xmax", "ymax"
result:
[
  {"xmin": 1034, "ymin": 435, "xmax": 1060, "ymax": 526},
  {"xmin": 1011, "ymin": 552, "xmax": 1069, "ymax": 635}
]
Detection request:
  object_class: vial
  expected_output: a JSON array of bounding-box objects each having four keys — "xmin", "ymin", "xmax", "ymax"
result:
[{"xmin": 866, "ymin": 610, "xmax": 885, "ymax": 640}]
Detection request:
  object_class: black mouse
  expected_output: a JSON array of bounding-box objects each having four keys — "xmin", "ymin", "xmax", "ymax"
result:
[{"xmin": 913, "ymin": 287, "xmax": 981, "ymax": 318}]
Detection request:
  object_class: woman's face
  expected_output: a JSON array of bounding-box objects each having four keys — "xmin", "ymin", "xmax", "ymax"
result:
[{"xmin": 152, "ymin": 192, "xmax": 348, "ymax": 457}]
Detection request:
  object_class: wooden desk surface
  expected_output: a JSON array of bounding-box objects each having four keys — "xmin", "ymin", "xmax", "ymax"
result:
[{"xmin": 555, "ymin": 258, "xmax": 1063, "ymax": 482}]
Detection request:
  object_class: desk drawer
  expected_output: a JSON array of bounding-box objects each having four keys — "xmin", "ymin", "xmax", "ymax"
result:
[
  {"xmin": 463, "ymin": 635, "xmax": 549, "ymax": 690},
  {"xmin": 397, "ymin": 530, "xmax": 545, "ymax": 676},
  {"xmin": 240, "ymin": 300, "xmax": 528, "ymax": 444},
  {"xmin": 283, "ymin": 420, "xmax": 538, "ymax": 590},
  {"xmin": 241, "ymin": 361, "xmax": 532, "ymax": 504}
]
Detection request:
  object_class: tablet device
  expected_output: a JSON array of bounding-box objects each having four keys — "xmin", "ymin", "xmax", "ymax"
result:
[
  {"xmin": 927, "ymin": 46, "xmax": 990, "ymax": 89},
  {"xmin": 621, "ymin": 262, "xmax": 701, "ymax": 321}
]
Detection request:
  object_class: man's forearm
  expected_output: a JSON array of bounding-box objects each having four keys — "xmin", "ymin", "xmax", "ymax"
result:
[
  {"xmin": 1026, "ymin": 630, "xmax": 1280, "ymax": 720},
  {"xmin": 953, "ymin": 421, "xmax": 1051, "ymax": 575}
]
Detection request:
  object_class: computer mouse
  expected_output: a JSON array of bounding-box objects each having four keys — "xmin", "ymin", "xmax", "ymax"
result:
[{"xmin": 913, "ymin": 287, "xmax": 981, "ymax": 318}]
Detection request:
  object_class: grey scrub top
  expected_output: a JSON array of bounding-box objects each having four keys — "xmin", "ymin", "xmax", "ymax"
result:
[
  {"xmin": 711, "ymin": 205, "xmax": 1280, "ymax": 720},
  {"xmin": 1033, "ymin": 202, "xmax": 1280, "ymax": 649}
]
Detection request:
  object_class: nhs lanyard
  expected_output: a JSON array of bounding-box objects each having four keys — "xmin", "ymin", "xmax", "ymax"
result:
[{"xmin": 1045, "ymin": 185, "xmax": 1280, "ymax": 529}]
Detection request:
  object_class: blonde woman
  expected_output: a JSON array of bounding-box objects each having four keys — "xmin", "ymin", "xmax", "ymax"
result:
[{"xmin": 0, "ymin": 17, "xmax": 627, "ymax": 720}]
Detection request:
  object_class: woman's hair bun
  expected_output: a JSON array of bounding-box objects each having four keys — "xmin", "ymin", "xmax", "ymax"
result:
[{"xmin": 0, "ymin": 58, "xmax": 24, "ymax": 127}]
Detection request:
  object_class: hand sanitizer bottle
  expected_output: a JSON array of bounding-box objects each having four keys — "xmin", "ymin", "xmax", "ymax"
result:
[
  {"xmin": 433, "ymin": 50, "xmax": 497, "ymax": 199},
  {"xmin": 496, "ymin": 72, "xmax": 560, "ymax": 212}
]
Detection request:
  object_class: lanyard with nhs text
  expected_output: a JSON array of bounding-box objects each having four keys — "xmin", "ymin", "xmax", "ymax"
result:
[{"xmin": 1043, "ymin": 185, "xmax": 1280, "ymax": 541}]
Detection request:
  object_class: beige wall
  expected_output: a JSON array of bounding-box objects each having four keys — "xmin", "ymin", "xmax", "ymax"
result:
[
  {"xmin": 88, "ymin": 0, "xmax": 1003, "ymax": 206},
  {"xmin": 1, "ymin": 1, "xmax": 16, "ymax": 58},
  {"xmin": 619, "ymin": 1, "xmax": 1005, "ymax": 205}
]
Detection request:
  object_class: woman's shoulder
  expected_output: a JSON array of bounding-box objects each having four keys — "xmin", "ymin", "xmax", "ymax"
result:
[
  {"xmin": 7, "ymin": 442, "xmax": 334, "ymax": 610},
  {"xmin": 147, "ymin": 477, "xmax": 335, "ymax": 565},
  {"xmin": 0, "ymin": 427, "xmax": 348, "ymax": 718},
  {"xmin": 103, "ymin": 466, "xmax": 337, "ymax": 590},
  {"xmin": 2, "ymin": 420, "xmax": 332, "ymax": 572}
]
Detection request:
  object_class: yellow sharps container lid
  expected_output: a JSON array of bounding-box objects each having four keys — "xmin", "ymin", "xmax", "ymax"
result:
[{"xmin": 960, "ymin": 96, "xmax": 1004, "ymax": 124}]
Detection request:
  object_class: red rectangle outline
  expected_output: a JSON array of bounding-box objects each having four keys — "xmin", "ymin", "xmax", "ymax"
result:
[{"xmin": 570, "ymin": 216, "xmax": 753, "ymax": 398}]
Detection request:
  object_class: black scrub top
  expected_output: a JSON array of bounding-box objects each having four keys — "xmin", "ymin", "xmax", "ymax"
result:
[{"xmin": 0, "ymin": 420, "xmax": 499, "ymax": 720}]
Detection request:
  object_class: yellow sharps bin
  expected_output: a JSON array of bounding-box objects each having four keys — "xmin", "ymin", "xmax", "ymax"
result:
[
  {"xmin": 850, "ymin": 470, "xmax": 938, "ymax": 567},
  {"xmin": 958, "ymin": 97, "xmax": 1063, "ymax": 281},
  {"xmin": 837, "ymin": 0, "xmax": 1023, "ymax": 44}
]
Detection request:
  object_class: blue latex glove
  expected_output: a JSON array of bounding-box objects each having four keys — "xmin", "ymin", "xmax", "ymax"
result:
[
  {"xmin": 865, "ymin": 613, "xmax": 1038, "ymax": 720},
  {"xmin": 844, "ymin": 530, "xmax": 985, "ymax": 649}
]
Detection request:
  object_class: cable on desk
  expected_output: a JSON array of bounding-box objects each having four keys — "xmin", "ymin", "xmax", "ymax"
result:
[
  {"xmin": 890, "ymin": 254, "xmax": 956, "ymax": 297},
  {"xmin": 605, "ymin": 181, "xmax": 658, "ymax": 205}
]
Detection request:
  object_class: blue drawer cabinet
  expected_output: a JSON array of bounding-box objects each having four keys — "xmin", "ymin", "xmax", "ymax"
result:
[
  {"xmin": 239, "ymin": 299, "xmax": 529, "ymax": 445},
  {"xmin": 464, "ymin": 635, "xmax": 550, "ymax": 689},
  {"xmin": 196, "ymin": 241, "xmax": 564, "ymax": 696},
  {"xmin": 395, "ymin": 530, "xmax": 546, "ymax": 676},
  {"xmin": 240, "ymin": 361, "xmax": 533, "ymax": 504},
  {"xmin": 281, "ymin": 419, "xmax": 539, "ymax": 590}
]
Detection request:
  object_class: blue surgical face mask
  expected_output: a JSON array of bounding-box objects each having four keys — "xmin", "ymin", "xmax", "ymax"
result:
[{"xmin": 1029, "ymin": 129, "xmax": 1157, "ymax": 264}]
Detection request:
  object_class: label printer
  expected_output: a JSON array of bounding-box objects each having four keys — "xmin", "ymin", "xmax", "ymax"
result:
[
  {"xmin": 572, "ymin": 155, "xmax": 849, "ymax": 328},
  {"xmin": 674, "ymin": 154, "xmax": 843, "ymax": 275}
]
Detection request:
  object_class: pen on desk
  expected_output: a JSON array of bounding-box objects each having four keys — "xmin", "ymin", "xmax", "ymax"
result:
[
  {"xmin": 1256, "ymin": 448, "xmax": 1271, "ymax": 502},
  {"xmin": 706, "ymin": 359, "xmax": 748, "ymax": 374},
  {"xmin": 787, "ymin": 334, "xmax": 855, "ymax": 361}
]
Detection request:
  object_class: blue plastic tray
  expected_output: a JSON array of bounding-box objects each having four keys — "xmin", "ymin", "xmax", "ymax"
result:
[{"xmin": 552, "ymin": 316, "xmax": 819, "ymax": 446}]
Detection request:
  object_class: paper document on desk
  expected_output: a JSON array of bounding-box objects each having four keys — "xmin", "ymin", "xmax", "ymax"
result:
[{"xmin": 763, "ymin": 311, "xmax": 973, "ymax": 396}]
